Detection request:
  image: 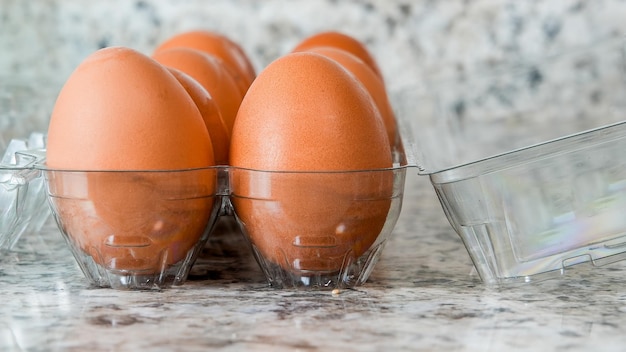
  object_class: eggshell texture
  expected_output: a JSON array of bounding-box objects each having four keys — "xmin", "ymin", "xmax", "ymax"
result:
[
  {"xmin": 306, "ymin": 46, "xmax": 397, "ymax": 150},
  {"xmin": 46, "ymin": 46, "xmax": 216, "ymax": 274},
  {"xmin": 155, "ymin": 30, "xmax": 256, "ymax": 95},
  {"xmin": 230, "ymin": 52, "xmax": 391, "ymax": 171},
  {"xmin": 292, "ymin": 31, "xmax": 384, "ymax": 82},
  {"xmin": 230, "ymin": 52, "xmax": 393, "ymax": 275},
  {"xmin": 47, "ymin": 46, "xmax": 214, "ymax": 170},
  {"xmin": 153, "ymin": 47, "xmax": 243, "ymax": 136},
  {"xmin": 168, "ymin": 67, "xmax": 230, "ymax": 165}
]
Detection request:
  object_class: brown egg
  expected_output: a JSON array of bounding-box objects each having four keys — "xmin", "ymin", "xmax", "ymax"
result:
[
  {"xmin": 153, "ymin": 47, "xmax": 243, "ymax": 136},
  {"xmin": 46, "ymin": 46, "xmax": 216, "ymax": 275},
  {"xmin": 155, "ymin": 30, "xmax": 256, "ymax": 96},
  {"xmin": 47, "ymin": 47, "xmax": 214, "ymax": 170},
  {"xmin": 168, "ymin": 67, "xmax": 230, "ymax": 165},
  {"xmin": 292, "ymin": 31, "xmax": 384, "ymax": 82},
  {"xmin": 230, "ymin": 52, "xmax": 393, "ymax": 275},
  {"xmin": 306, "ymin": 46, "xmax": 397, "ymax": 150}
]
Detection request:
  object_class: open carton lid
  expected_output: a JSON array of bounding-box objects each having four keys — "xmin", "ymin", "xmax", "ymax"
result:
[{"xmin": 392, "ymin": 38, "xmax": 626, "ymax": 284}]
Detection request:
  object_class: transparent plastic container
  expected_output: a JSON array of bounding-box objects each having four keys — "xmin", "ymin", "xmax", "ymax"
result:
[
  {"xmin": 39, "ymin": 160, "xmax": 406, "ymax": 290},
  {"xmin": 228, "ymin": 166, "xmax": 406, "ymax": 289},
  {"xmin": 0, "ymin": 133, "xmax": 50, "ymax": 251},
  {"xmin": 398, "ymin": 39, "xmax": 626, "ymax": 284},
  {"xmin": 42, "ymin": 167, "xmax": 224, "ymax": 289},
  {"xmin": 0, "ymin": 84, "xmax": 56, "ymax": 251}
]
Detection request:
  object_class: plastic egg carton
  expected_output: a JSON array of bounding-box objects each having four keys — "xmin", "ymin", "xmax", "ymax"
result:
[
  {"xmin": 0, "ymin": 133, "xmax": 50, "ymax": 251},
  {"xmin": 38, "ymin": 162, "xmax": 407, "ymax": 290},
  {"xmin": 0, "ymin": 111, "xmax": 407, "ymax": 291},
  {"xmin": 0, "ymin": 84, "xmax": 57, "ymax": 251},
  {"xmin": 398, "ymin": 38, "xmax": 626, "ymax": 284}
]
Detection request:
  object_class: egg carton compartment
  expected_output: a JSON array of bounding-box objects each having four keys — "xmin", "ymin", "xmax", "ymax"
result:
[
  {"xmin": 226, "ymin": 165, "xmax": 406, "ymax": 289},
  {"xmin": 0, "ymin": 132, "xmax": 50, "ymax": 251},
  {"xmin": 43, "ymin": 167, "xmax": 225, "ymax": 289},
  {"xmin": 396, "ymin": 38, "xmax": 626, "ymax": 284},
  {"xmin": 34, "ymin": 133, "xmax": 408, "ymax": 290},
  {"xmin": 0, "ymin": 83, "xmax": 58, "ymax": 252}
]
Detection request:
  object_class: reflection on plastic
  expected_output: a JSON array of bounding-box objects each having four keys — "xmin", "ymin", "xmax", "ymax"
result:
[{"xmin": 230, "ymin": 167, "xmax": 406, "ymax": 289}]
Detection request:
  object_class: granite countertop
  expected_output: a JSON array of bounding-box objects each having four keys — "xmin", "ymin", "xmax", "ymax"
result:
[{"xmin": 2, "ymin": 171, "xmax": 626, "ymax": 352}]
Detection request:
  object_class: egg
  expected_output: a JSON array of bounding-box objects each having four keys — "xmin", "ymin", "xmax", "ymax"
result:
[
  {"xmin": 292, "ymin": 31, "xmax": 384, "ymax": 82},
  {"xmin": 305, "ymin": 46, "xmax": 397, "ymax": 150},
  {"xmin": 230, "ymin": 52, "xmax": 393, "ymax": 275},
  {"xmin": 47, "ymin": 47, "xmax": 214, "ymax": 170},
  {"xmin": 155, "ymin": 30, "xmax": 256, "ymax": 96},
  {"xmin": 153, "ymin": 47, "xmax": 243, "ymax": 137},
  {"xmin": 46, "ymin": 46, "xmax": 216, "ymax": 275},
  {"xmin": 167, "ymin": 67, "xmax": 230, "ymax": 165}
]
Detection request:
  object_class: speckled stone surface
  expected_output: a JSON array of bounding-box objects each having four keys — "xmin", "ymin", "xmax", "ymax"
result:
[{"xmin": 3, "ymin": 1, "xmax": 626, "ymax": 351}]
